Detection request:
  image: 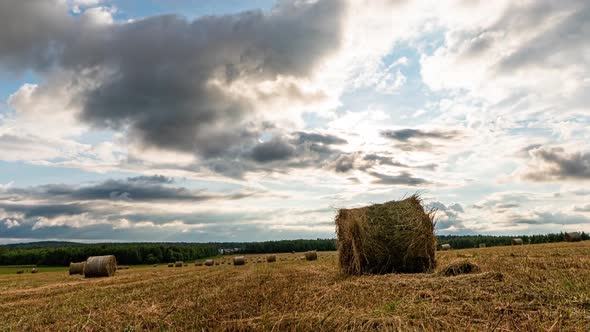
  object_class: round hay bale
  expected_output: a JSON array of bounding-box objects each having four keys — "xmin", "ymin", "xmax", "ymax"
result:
[
  {"xmin": 84, "ymin": 255, "xmax": 117, "ymax": 278},
  {"xmin": 233, "ymin": 256, "xmax": 245, "ymax": 266},
  {"xmin": 152, "ymin": 264, "xmax": 158, "ymax": 267},
  {"xmin": 118, "ymin": 265, "xmax": 129, "ymax": 270},
  {"xmin": 291, "ymin": 251, "xmax": 296, "ymax": 254},
  {"xmin": 168, "ymin": 263, "xmax": 174, "ymax": 267},
  {"xmin": 69, "ymin": 262, "xmax": 86, "ymax": 275},
  {"xmin": 31, "ymin": 268, "xmax": 38, "ymax": 274},
  {"xmin": 204, "ymin": 259, "xmax": 214, "ymax": 266},
  {"xmin": 336, "ymin": 195, "xmax": 436, "ymax": 275},
  {"xmin": 440, "ymin": 261, "xmax": 480, "ymax": 276},
  {"xmin": 304, "ymin": 251, "xmax": 317, "ymax": 261},
  {"xmin": 175, "ymin": 261, "xmax": 183, "ymax": 267},
  {"xmin": 564, "ymin": 232, "xmax": 582, "ymax": 242},
  {"xmin": 215, "ymin": 262, "xmax": 220, "ymax": 266},
  {"xmin": 441, "ymin": 244, "xmax": 451, "ymax": 251},
  {"xmin": 195, "ymin": 261, "xmax": 203, "ymax": 266},
  {"xmin": 16, "ymin": 270, "xmax": 24, "ymax": 274},
  {"xmin": 266, "ymin": 255, "xmax": 277, "ymax": 263},
  {"xmin": 511, "ymin": 238, "xmax": 523, "ymax": 245},
  {"xmin": 478, "ymin": 243, "xmax": 486, "ymax": 248}
]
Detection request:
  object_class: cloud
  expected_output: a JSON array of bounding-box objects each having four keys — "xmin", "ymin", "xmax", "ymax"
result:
[
  {"xmin": 521, "ymin": 146, "xmax": 590, "ymax": 181},
  {"xmin": 0, "ymin": 0, "xmax": 349, "ymax": 177},
  {"xmin": 381, "ymin": 129, "xmax": 461, "ymax": 142},
  {"xmin": 574, "ymin": 204, "xmax": 590, "ymax": 212},
  {"xmin": 369, "ymin": 171, "xmax": 429, "ymax": 186}
]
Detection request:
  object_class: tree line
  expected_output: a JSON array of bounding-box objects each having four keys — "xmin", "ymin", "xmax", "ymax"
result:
[
  {"xmin": 0, "ymin": 232, "xmax": 587, "ymax": 266},
  {"xmin": 437, "ymin": 232, "xmax": 589, "ymax": 250},
  {"xmin": 0, "ymin": 243, "xmax": 218, "ymax": 266}
]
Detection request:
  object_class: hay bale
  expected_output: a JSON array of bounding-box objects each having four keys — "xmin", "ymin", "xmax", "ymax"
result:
[
  {"xmin": 69, "ymin": 262, "xmax": 86, "ymax": 275},
  {"xmin": 16, "ymin": 270, "xmax": 24, "ymax": 274},
  {"xmin": 565, "ymin": 232, "xmax": 582, "ymax": 242},
  {"xmin": 511, "ymin": 238, "xmax": 523, "ymax": 245},
  {"xmin": 233, "ymin": 256, "xmax": 245, "ymax": 266},
  {"xmin": 304, "ymin": 251, "xmax": 317, "ymax": 261},
  {"xmin": 215, "ymin": 262, "xmax": 220, "ymax": 266},
  {"xmin": 336, "ymin": 195, "xmax": 436, "ymax": 275},
  {"xmin": 84, "ymin": 255, "xmax": 117, "ymax": 278},
  {"xmin": 152, "ymin": 264, "xmax": 157, "ymax": 267},
  {"xmin": 266, "ymin": 255, "xmax": 277, "ymax": 263},
  {"xmin": 118, "ymin": 265, "xmax": 129, "ymax": 270},
  {"xmin": 441, "ymin": 244, "xmax": 451, "ymax": 251},
  {"xmin": 31, "ymin": 268, "xmax": 38, "ymax": 274},
  {"xmin": 195, "ymin": 262, "xmax": 203, "ymax": 266},
  {"xmin": 204, "ymin": 259, "xmax": 214, "ymax": 266},
  {"xmin": 175, "ymin": 261, "xmax": 183, "ymax": 267},
  {"xmin": 479, "ymin": 243, "xmax": 486, "ymax": 248},
  {"xmin": 168, "ymin": 263, "xmax": 174, "ymax": 267},
  {"xmin": 440, "ymin": 261, "xmax": 480, "ymax": 276}
]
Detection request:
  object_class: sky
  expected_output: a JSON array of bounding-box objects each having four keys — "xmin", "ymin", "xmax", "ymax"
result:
[{"xmin": 0, "ymin": 0, "xmax": 589, "ymax": 243}]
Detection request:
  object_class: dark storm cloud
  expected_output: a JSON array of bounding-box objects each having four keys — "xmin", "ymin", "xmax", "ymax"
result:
[
  {"xmin": 3, "ymin": 176, "xmax": 260, "ymax": 203},
  {"xmin": 0, "ymin": 0, "xmax": 347, "ymax": 162},
  {"xmin": 0, "ymin": 0, "xmax": 71, "ymax": 72},
  {"xmin": 522, "ymin": 147, "xmax": 590, "ymax": 181},
  {"xmin": 369, "ymin": 171, "xmax": 429, "ymax": 186},
  {"xmin": 381, "ymin": 129, "xmax": 461, "ymax": 142},
  {"xmin": 250, "ymin": 138, "xmax": 296, "ymax": 163}
]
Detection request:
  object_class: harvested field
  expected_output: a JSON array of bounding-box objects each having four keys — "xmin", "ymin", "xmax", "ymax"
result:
[{"xmin": 1, "ymin": 243, "xmax": 590, "ymax": 331}]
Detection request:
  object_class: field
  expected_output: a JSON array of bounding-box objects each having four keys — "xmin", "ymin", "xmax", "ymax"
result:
[{"xmin": 1, "ymin": 242, "xmax": 589, "ymax": 331}]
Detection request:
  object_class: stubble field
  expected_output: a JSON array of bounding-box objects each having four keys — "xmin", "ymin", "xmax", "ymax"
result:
[{"xmin": 1, "ymin": 242, "xmax": 589, "ymax": 331}]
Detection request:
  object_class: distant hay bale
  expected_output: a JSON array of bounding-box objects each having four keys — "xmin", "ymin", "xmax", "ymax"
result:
[
  {"xmin": 175, "ymin": 261, "xmax": 183, "ymax": 267},
  {"xmin": 204, "ymin": 260, "xmax": 214, "ymax": 266},
  {"xmin": 291, "ymin": 251, "xmax": 296, "ymax": 254},
  {"xmin": 152, "ymin": 264, "xmax": 157, "ymax": 267},
  {"xmin": 16, "ymin": 270, "xmax": 24, "ymax": 274},
  {"xmin": 565, "ymin": 232, "xmax": 582, "ymax": 242},
  {"xmin": 118, "ymin": 266, "xmax": 129, "ymax": 270},
  {"xmin": 440, "ymin": 261, "xmax": 480, "ymax": 276},
  {"xmin": 336, "ymin": 195, "xmax": 436, "ymax": 275},
  {"xmin": 31, "ymin": 268, "xmax": 38, "ymax": 274},
  {"xmin": 441, "ymin": 244, "xmax": 451, "ymax": 251},
  {"xmin": 511, "ymin": 238, "xmax": 523, "ymax": 245},
  {"xmin": 304, "ymin": 251, "xmax": 317, "ymax": 261},
  {"xmin": 168, "ymin": 263, "xmax": 174, "ymax": 267},
  {"xmin": 195, "ymin": 262, "xmax": 203, "ymax": 266},
  {"xmin": 215, "ymin": 262, "xmax": 220, "ymax": 266},
  {"xmin": 84, "ymin": 255, "xmax": 117, "ymax": 278},
  {"xmin": 266, "ymin": 255, "xmax": 276, "ymax": 263},
  {"xmin": 479, "ymin": 243, "xmax": 486, "ymax": 248},
  {"xmin": 69, "ymin": 262, "xmax": 86, "ymax": 275},
  {"xmin": 233, "ymin": 256, "xmax": 245, "ymax": 266}
]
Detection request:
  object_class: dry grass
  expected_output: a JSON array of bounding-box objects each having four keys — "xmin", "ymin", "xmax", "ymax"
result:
[{"xmin": 1, "ymin": 243, "xmax": 590, "ymax": 331}]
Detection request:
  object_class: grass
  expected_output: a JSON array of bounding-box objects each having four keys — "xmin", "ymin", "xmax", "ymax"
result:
[{"xmin": 0, "ymin": 243, "xmax": 589, "ymax": 331}]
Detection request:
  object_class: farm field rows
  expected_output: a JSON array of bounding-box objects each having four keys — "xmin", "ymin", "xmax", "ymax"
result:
[{"xmin": 1, "ymin": 242, "xmax": 590, "ymax": 331}]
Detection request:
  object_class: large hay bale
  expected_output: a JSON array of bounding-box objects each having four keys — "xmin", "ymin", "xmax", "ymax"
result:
[
  {"xmin": 204, "ymin": 259, "xmax": 214, "ymax": 266},
  {"xmin": 233, "ymin": 256, "xmax": 245, "ymax": 266},
  {"xmin": 479, "ymin": 243, "xmax": 486, "ymax": 248},
  {"xmin": 441, "ymin": 244, "xmax": 451, "ymax": 251},
  {"xmin": 336, "ymin": 195, "xmax": 436, "ymax": 275},
  {"xmin": 511, "ymin": 238, "xmax": 523, "ymax": 245},
  {"xmin": 266, "ymin": 255, "xmax": 276, "ymax": 263},
  {"xmin": 175, "ymin": 261, "xmax": 183, "ymax": 267},
  {"xmin": 84, "ymin": 255, "xmax": 117, "ymax": 278},
  {"xmin": 69, "ymin": 262, "xmax": 86, "ymax": 275},
  {"xmin": 304, "ymin": 251, "xmax": 317, "ymax": 261},
  {"xmin": 565, "ymin": 232, "xmax": 582, "ymax": 242}
]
